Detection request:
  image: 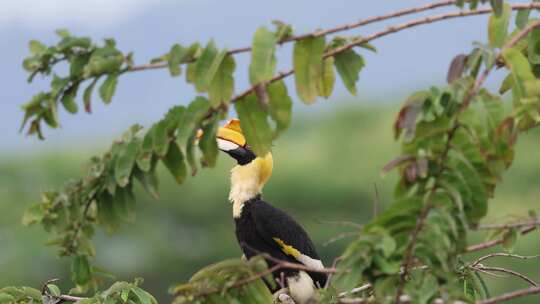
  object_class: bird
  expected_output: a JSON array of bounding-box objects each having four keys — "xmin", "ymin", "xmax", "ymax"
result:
[{"xmin": 205, "ymin": 119, "xmax": 327, "ymax": 304}]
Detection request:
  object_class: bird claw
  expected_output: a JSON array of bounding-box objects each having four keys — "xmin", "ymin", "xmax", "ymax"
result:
[{"xmin": 273, "ymin": 288, "xmax": 295, "ymax": 304}]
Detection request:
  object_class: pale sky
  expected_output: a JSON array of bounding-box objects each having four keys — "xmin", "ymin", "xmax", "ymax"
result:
[{"xmin": 0, "ymin": 1, "xmax": 505, "ymax": 155}]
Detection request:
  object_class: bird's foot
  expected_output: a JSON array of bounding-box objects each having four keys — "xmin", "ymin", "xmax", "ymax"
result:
[{"xmin": 273, "ymin": 288, "xmax": 295, "ymax": 304}]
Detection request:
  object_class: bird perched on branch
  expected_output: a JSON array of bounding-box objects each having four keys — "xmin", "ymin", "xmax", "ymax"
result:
[{"xmin": 201, "ymin": 119, "xmax": 327, "ymax": 304}]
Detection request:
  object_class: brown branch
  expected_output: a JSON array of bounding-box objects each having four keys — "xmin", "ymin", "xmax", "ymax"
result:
[
  {"xmin": 466, "ymin": 225, "xmax": 538, "ymax": 253},
  {"xmin": 471, "ymin": 252, "xmax": 540, "ymax": 267},
  {"xmin": 175, "ymin": 254, "xmax": 337, "ymax": 298},
  {"xmin": 476, "ymin": 285, "xmax": 540, "ymax": 304},
  {"xmin": 476, "ymin": 219, "xmax": 540, "ymax": 230},
  {"xmin": 58, "ymin": 294, "xmax": 87, "ymax": 302},
  {"xmin": 127, "ymin": 0, "xmax": 457, "ymax": 72},
  {"xmin": 473, "ymin": 265, "xmax": 538, "ymax": 286}
]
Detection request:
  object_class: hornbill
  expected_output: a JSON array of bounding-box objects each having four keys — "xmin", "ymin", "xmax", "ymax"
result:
[{"xmin": 202, "ymin": 119, "xmax": 327, "ymax": 303}]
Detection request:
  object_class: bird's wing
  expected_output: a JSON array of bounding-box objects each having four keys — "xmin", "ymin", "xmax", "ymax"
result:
[{"xmin": 250, "ymin": 200, "xmax": 324, "ymax": 270}]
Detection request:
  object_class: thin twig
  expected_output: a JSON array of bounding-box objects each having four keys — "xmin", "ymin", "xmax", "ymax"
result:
[
  {"xmin": 471, "ymin": 253, "xmax": 540, "ymax": 267},
  {"xmin": 58, "ymin": 294, "xmax": 87, "ymax": 302},
  {"xmin": 473, "ymin": 265, "xmax": 538, "ymax": 286},
  {"xmin": 127, "ymin": 0, "xmax": 457, "ymax": 72},
  {"xmin": 372, "ymin": 183, "xmax": 380, "ymax": 218},
  {"xmin": 316, "ymin": 219, "xmax": 363, "ymax": 229},
  {"xmin": 466, "ymin": 225, "xmax": 538, "ymax": 253},
  {"xmin": 476, "ymin": 219, "xmax": 540, "ymax": 230},
  {"xmin": 476, "ymin": 285, "xmax": 540, "ymax": 304},
  {"xmin": 323, "ymin": 231, "xmax": 359, "ymax": 247},
  {"xmin": 339, "ymin": 284, "xmax": 372, "ymax": 297}
]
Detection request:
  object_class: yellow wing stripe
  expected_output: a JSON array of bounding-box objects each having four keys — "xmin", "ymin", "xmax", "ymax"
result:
[{"xmin": 273, "ymin": 237, "xmax": 301, "ymax": 258}]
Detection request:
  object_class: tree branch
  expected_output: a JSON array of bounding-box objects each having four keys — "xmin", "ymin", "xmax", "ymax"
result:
[
  {"xmin": 471, "ymin": 252, "xmax": 540, "ymax": 267},
  {"xmin": 466, "ymin": 225, "xmax": 538, "ymax": 253},
  {"xmin": 127, "ymin": 0, "xmax": 457, "ymax": 72},
  {"xmin": 476, "ymin": 285, "xmax": 540, "ymax": 304},
  {"xmin": 472, "ymin": 265, "xmax": 538, "ymax": 286},
  {"xmin": 476, "ymin": 219, "xmax": 540, "ymax": 230}
]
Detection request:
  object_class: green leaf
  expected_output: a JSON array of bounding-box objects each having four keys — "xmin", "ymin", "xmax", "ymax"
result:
[
  {"xmin": 489, "ymin": 0, "xmax": 503, "ymax": 17},
  {"xmin": 317, "ymin": 56, "xmax": 335, "ymax": 98},
  {"xmin": 168, "ymin": 44, "xmax": 186, "ymax": 76},
  {"xmin": 209, "ymin": 55, "xmax": 235, "ymax": 108},
  {"xmin": 502, "ymin": 227, "xmax": 519, "ymax": 252},
  {"xmin": 131, "ymin": 287, "xmax": 157, "ymax": 304},
  {"xmin": 199, "ymin": 115, "xmax": 219, "ymax": 167},
  {"xmin": 162, "ymin": 141, "xmax": 187, "ymax": 184},
  {"xmin": 194, "ymin": 41, "xmax": 223, "ymax": 92},
  {"xmin": 134, "ymin": 167, "xmax": 159, "ymax": 199},
  {"xmin": 22, "ymin": 204, "xmax": 44, "ymax": 226},
  {"xmin": 114, "ymin": 187, "xmax": 136, "ymax": 222},
  {"xmin": 515, "ymin": 9, "xmax": 530, "ymax": 29},
  {"xmin": 334, "ymin": 50, "xmax": 364, "ymax": 95},
  {"xmin": 29, "ymin": 40, "xmax": 46, "ymax": 55},
  {"xmin": 83, "ymin": 77, "xmax": 99, "ymax": 113},
  {"xmin": 528, "ymin": 27, "xmax": 540, "ymax": 64},
  {"xmin": 137, "ymin": 126, "xmax": 155, "ymax": 172},
  {"xmin": 46, "ymin": 284, "xmax": 61, "ymax": 296},
  {"xmin": 267, "ymin": 80, "xmax": 292, "ymax": 134},
  {"xmin": 115, "ymin": 138, "xmax": 141, "ymax": 187},
  {"xmin": 235, "ymin": 94, "xmax": 273, "ymax": 156},
  {"xmin": 153, "ymin": 120, "xmax": 170, "ymax": 157},
  {"xmin": 61, "ymin": 85, "xmax": 79, "ymax": 114},
  {"xmin": 249, "ymin": 27, "xmax": 277, "ymax": 85},
  {"xmin": 176, "ymin": 96, "xmax": 211, "ymax": 153},
  {"xmin": 502, "ymin": 48, "xmax": 535, "ymax": 100},
  {"xmin": 72, "ymin": 255, "xmax": 92, "ymax": 285},
  {"xmin": 293, "ymin": 36, "xmax": 326, "ymax": 104},
  {"xmin": 99, "ymin": 73, "xmax": 118, "ymax": 104},
  {"xmin": 488, "ymin": 3, "xmax": 510, "ymax": 48}
]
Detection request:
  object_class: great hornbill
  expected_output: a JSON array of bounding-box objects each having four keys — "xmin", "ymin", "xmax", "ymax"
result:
[{"xmin": 202, "ymin": 119, "xmax": 327, "ymax": 304}]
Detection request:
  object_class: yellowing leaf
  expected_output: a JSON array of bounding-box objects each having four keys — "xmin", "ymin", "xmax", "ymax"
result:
[
  {"xmin": 488, "ymin": 3, "xmax": 510, "ymax": 48},
  {"xmin": 317, "ymin": 56, "xmax": 335, "ymax": 98},
  {"xmin": 293, "ymin": 36, "xmax": 326, "ymax": 104}
]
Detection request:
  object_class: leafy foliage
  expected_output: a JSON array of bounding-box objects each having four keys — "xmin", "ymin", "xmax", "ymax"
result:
[{"xmin": 11, "ymin": 2, "xmax": 540, "ymax": 304}]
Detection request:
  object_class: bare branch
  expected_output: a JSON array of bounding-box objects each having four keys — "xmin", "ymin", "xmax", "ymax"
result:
[
  {"xmin": 476, "ymin": 285, "xmax": 540, "ymax": 304},
  {"xmin": 323, "ymin": 231, "xmax": 358, "ymax": 247},
  {"xmin": 127, "ymin": 0, "xmax": 457, "ymax": 72},
  {"xmin": 474, "ymin": 265, "xmax": 538, "ymax": 286},
  {"xmin": 471, "ymin": 253, "xmax": 540, "ymax": 267},
  {"xmin": 476, "ymin": 219, "xmax": 540, "ymax": 230},
  {"xmin": 316, "ymin": 219, "xmax": 363, "ymax": 229}
]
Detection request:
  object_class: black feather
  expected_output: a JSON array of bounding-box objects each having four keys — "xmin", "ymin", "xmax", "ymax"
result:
[{"xmin": 234, "ymin": 195, "xmax": 327, "ymax": 289}]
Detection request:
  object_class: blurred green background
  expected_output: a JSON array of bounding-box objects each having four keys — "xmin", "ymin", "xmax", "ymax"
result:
[{"xmin": 1, "ymin": 104, "xmax": 539, "ymax": 303}]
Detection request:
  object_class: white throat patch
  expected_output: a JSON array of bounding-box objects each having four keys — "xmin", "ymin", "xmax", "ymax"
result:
[
  {"xmin": 229, "ymin": 161, "xmax": 262, "ymax": 218},
  {"xmin": 217, "ymin": 138, "xmax": 239, "ymax": 151}
]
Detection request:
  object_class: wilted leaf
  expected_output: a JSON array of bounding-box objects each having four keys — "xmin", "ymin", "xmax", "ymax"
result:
[
  {"xmin": 235, "ymin": 94, "xmax": 273, "ymax": 156},
  {"xmin": 502, "ymin": 227, "xmax": 519, "ymax": 252},
  {"xmin": 293, "ymin": 36, "xmax": 326, "ymax": 103},
  {"xmin": 447, "ymin": 54, "xmax": 467, "ymax": 84},
  {"xmin": 83, "ymin": 77, "xmax": 99, "ymax": 113}
]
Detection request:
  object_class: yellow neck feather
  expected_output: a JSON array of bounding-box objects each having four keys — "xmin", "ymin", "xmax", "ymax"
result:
[{"xmin": 229, "ymin": 153, "xmax": 273, "ymax": 218}]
